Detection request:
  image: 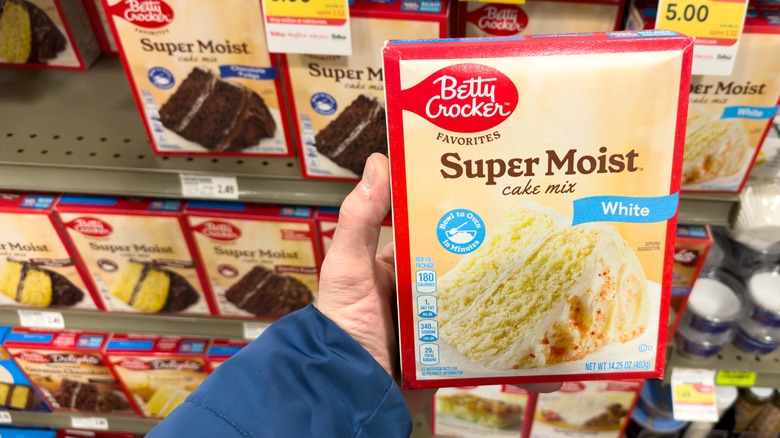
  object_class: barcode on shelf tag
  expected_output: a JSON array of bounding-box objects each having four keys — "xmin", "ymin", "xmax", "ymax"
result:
[
  {"xmin": 17, "ymin": 310, "xmax": 65, "ymax": 329},
  {"xmin": 243, "ymin": 323, "xmax": 268, "ymax": 340},
  {"xmin": 671, "ymin": 368, "xmax": 718, "ymax": 422},
  {"xmin": 180, "ymin": 174, "xmax": 239, "ymax": 200},
  {"xmin": 0, "ymin": 410, "xmax": 12, "ymax": 423},
  {"xmin": 71, "ymin": 416, "xmax": 109, "ymax": 430}
]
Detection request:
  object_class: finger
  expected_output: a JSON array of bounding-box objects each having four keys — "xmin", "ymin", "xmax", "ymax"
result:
[
  {"xmin": 512, "ymin": 382, "xmax": 563, "ymax": 393},
  {"xmin": 326, "ymin": 153, "xmax": 391, "ymax": 265},
  {"xmin": 377, "ymin": 241, "xmax": 395, "ymax": 268}
]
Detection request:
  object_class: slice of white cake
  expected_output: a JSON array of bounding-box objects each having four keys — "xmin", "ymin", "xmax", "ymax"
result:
[
  {"xmin": 438, "ymin": 204, "xmax": 648, "ymax": 370},
  {"xmin": 683, "ymin": 107, "xmax": 750, "ymax": 185}
]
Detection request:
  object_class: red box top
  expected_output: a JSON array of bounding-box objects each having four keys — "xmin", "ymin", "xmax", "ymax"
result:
[
  {"xmin": 105, "ymin": 334, "xmax": 210, "ymax": 356},
  {"xmin": 184, "ymin": 201, "xmax": 314, "ymax": 221},
  {"xmin": 54, "ymin": 195, "xmax": 184, "ymax": 215},
  {"xmin": 0, "ymin": 193, "xmax": 58, "ymax": 213},
  {"xmin": 3, "ymin": 328, "xmax": 109, "ymax": 351},
  {"xmin": 349, "ymin": 0, "xmax": 449, "ymax": 19}
]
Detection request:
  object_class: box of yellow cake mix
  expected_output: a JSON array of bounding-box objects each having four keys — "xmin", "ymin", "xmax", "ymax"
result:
[
  {"xmin": 102, "ymin": 0, "xmax": 292, "ymax": 156},
  {"xmin": 527, "ymin": 380, "xmax": 642, "ymax": 438},
  {"xmin": 104, "ymin": 334, "xmax": 209, "ymax": 419},
  {"xmin": 315, "ymin": 207, "xmax": 393, "ymax": 258},
  {"xmin": 3, "ymin": 328, "xmax": 134, "ymax": 414},
  {"xmin": 433, "ymin": 385, "xmax": 534, "ymax": 437},
  {"xmin": 0, "ymin": 193, "xmax": 102, "ymax": 311},
  {"xmin": 384, "ymin": 32, "xmax": 693, "ymax": 388},
  {"xmin": 205, "ymin": 339, "xmax": 248, "ymax": 371},
  {"xmin": 184, "ymin": 202, "xmax": 320, "ymax": 320},
  {"xmin": 54, "ymin": 196, "xmax": 213, "ymax": 315}
]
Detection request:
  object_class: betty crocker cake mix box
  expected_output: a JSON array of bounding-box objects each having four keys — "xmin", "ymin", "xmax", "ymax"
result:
[
  {"xmin": 383, "ymin": 32, "xmax": 693, "ymax": 389},
  {"xmin": 102, "ymin": 0, "xmax": 293, "ymax": 156}
]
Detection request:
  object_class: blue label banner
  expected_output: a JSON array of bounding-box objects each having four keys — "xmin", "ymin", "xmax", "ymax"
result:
[
  {"xmin": 721, "ymin": 105, "xmax": 779, "ymax": 120},
  {"xmin": 219, "ymin": 65, "xmax": 277, "ymax": 81},
  {"xmin": 572, "ymin": 193, "xmax": 679, "ymax": 225}
]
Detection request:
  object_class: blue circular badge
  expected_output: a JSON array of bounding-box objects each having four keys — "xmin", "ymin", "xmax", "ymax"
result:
[
  {"xmin": 310, "ymin": 93, "xmax": 337, "ymax": 115},
  {"xmin": 148, "ymin": 67, "xmax": 175, "ymax": 90},
  {"xmin": 436, "ymin": 209, "xmax": 486, "ymax": 254}
]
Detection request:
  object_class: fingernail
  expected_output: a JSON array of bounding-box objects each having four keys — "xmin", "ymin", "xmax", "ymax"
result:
[{"xmin": 361, "ymin": 156, "xmax": 376, "ymax": 192}]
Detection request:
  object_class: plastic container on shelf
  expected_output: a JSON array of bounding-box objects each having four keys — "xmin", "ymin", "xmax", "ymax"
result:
[
  {"xmin": 734, "ymin": 387, "xmax": 775, "ymax": 433},
  {"xmin": 745, "ymin": 265, "xmax": 780, "ymax": 329},
  {"xmin": 680, "ymin": 269, "xmax": 744, "ymax": 334},
  {"xmin": 746, "ymin": 390, "xmax": 780, "ymax": 434},
  {"xmin": 674, "ymin": 324, "xmax": 734, "ymax": 360},
  {"xmin": 733, "ymin": 317, "xmax": 780, "ymax": 355}
]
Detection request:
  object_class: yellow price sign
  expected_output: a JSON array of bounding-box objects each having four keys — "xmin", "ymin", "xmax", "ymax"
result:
[
  {"xmin": 673, "ymin": 383, "xmax": 717, "ymax": 405},
  {"xmin": 656, "ymin": 0, "xmax": 746, "ymax": 46},
  {"xmin": 264, "ymin": 0, "xmax": 347, "ymax": 25}
]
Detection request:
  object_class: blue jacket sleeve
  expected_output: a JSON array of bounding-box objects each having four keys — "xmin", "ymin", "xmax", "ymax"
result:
[{"xmin": 147, "ymin": 305, "xmax": 412, "ymax": 438}]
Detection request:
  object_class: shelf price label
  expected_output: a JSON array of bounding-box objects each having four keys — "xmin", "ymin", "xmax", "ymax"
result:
[
  {"xmin": 716, "ymin": 370, "xmax": 757, "ymax": 386},
  {"xmin": 243, "ymin": 322, "xmax": 269, "ymax": 340},
  {"xmin": 671, "ymin": 368, "xmax": 719, "ymax": 421},
  {"xmin": 262, "ymin": 0, "xmax": 352, "ymax": 55},
  {"xmin": 0, "ymin": 411, "xmax": 12, "ymax": 423},
  {"xmin": 71, "ymin": 416, "xmax": 109, "ymax": 430},
  {"xmin": 656, "ymin": 0, "xmax": 748, "ymax": 76},
  {"xmin": 180, "ymin": 174, "xmax": 239, "ymax": 200},
  {"xmin": 17, "ymin": 310, "xmax": 64, "ymax": 329}
]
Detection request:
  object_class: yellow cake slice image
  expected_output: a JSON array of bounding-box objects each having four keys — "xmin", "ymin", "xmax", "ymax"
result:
[
  {"xmin": 438, "ymin": 203, "xmax": 648, "ymax": 370},
  {"xmin": 146, "ymin": 386, "xmax": 191, "ymax": 418},
  {"xmin": 437, "ymin": 392, "xmax": 523, "ymax": 429},
  {"xmin": 109, "ymin": 260, "xmax": 199, "ymax": 313},
  {"xmin": 0, "ymin": 258, "xmax": 84, "ymax": 307},
  {"xmin": 682, "ymin": 106, "xmax": 750, "ymax": 185}
]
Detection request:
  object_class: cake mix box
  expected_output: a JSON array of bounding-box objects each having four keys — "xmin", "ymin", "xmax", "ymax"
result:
[
  {"xmin": 0, "ymin": 193, "xmax": 101, "ymax": 311},
  {"xmin": 0, "ymin": 326, "xmax": 50, "ymax": 412},
  {"xmin": 457, "ymin": 0, "xmax": 624, "ymax": 39},
  {"xmin": 0, "ymin": 0, "xmax": 100, "ymax": 69},
  {"xmin": 315, "ymin": 207, "xmax": 393, "ymax": 259},
  {"xmin": 671, "ymin": 225, "xmax": 711, "ymax": 307},
  {"xmin": 527, "ymin": 380, "xmax": 642, "ymax": 438},
  {"xmin": 102, "ymin": 0, "xmax": 293, "ymax": 156},
  {"xmin": 184, "ymin": 202, "xmax": 319, "ymax": 319},
  {"xmin": 433, "ymin": 385, "xmax": 534, "ymax": 437},
  {"xmin": 2, "ymin": 328, "xmax": 134, "ymax": 414},
  {"xmin": 54, "ymin": 196, "xmax": 213, "ymax": 315},
  {"xmin": 205, "ymin": 339, "xmax": 249, "ymax": 371},
  {"xmin": 82, "ymin": 0, "xmax": 116, "ymax": 54},
  {"xmin": 384, "ymin": 32, "xmax": 693, "ymax": 388},
  {"xmin": 639, "ymin": 8, "xmax": 780, "ymax": 193},
  {"xmin": 283, "ymin": 0, "xmax": 449, "ymax": 181},
  {"xmin": 105, "ymin": 334, "xmax": 209, "ymax": 419}
]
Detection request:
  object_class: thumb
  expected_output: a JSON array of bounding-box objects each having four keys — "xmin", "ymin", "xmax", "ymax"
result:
[{"xmin": 325, "ymin": 153, "xmax": 391, "ymax": 266}]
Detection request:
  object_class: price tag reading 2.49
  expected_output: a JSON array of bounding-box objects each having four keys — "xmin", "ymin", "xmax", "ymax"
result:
[
  {"xmin": 656, "ymin": 0, "xmax": 748, "ymax": 75},
  {"xmin": 262, "ymin": 0, "xmax": 352, "ymax": 55}
]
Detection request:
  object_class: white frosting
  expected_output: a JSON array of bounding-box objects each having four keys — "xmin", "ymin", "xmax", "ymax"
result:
[
  {"xmin": 748, "ymin": 272, "xmax": 780, "ymax": 313},
  {"xmin": 687, "ymin": 278, "xmax": 741, "ymax": 320}
]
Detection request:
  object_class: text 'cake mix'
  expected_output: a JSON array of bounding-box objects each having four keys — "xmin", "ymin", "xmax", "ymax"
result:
[{"xmin": 384, "ymin": 32, "xmax": 693, "ymax": 389}]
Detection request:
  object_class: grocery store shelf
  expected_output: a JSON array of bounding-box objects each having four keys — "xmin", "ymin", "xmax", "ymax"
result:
[
  {"xmin": 2, "ymin": 410, "xmax": 158, "ymax": 434},
  {"xmin": 0, "ymin": 58, "xmax": 739, "ymax": 224},
  {"xmin": 666, "ymin": 343, "xmax": 780, "ymax": 388}
]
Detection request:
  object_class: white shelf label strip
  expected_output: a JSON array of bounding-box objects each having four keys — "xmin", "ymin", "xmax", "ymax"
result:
[
  {"xmin": 71, "ymin": 416, "xmax": 109, "ymax": 430},
  {"xmin": 17, "ymin": 310, "xmax": 65, "ymax": 329},
  {"xmin": 180, "ymin": 174, "xmax": 239, "ymax": 199},
  {"xmin": 0, "ymin": 411, "xmax": 12, "ymax": 423}
]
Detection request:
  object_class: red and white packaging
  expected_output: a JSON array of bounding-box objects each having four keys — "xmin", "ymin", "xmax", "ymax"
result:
[
  {"xmin": 283, "ymin": 0, "xmax": 450, "ymax": 181},
  {"xmin": 81, "ymin": 0, "xmax": 116, "ymax": 54},
  {"xmin": 54, "ymin": 196, "xmax": 214, "ymax": 315},
  {"xmin": 206, "ymin": 339, "xmax": 249, "ymax": 371},
  {"xmin": 457, "ymin": 0, "xmax": 624, "ymax": 38},
  {"xmin": 527, "ymin": 380, "xmax": 642, "ymax": 438},
  {"xmin": 315, "ymin": 207, "xmax": 393, "ymax": 259},
  {"xmin": 671, "ymin": 225, "xmax": 712, "ymax": 312},
  {"xmin": 0, "ymin": 193, "xmax": 102, "ymax": 311},
  {"xmin": 433, "ymin": 385, "xmax": 534, "ymax": 437},
  {"xmin": 0, "ymin": 0, "xmax": 100, "ymax": 69},
  {"xmin": 384, "ymin": 32, "xmax": 693, "ymax": 389},
  {"xmin": 3, "ymin": 328, "xmax": 134, "ymax": 415},
  {"xmin": 184, "ymin": 202, "xmax": 320, "ymax": 320},
  {"xmin": 105, "ymin": 334, "xmax": 209, "ymax": 419}
]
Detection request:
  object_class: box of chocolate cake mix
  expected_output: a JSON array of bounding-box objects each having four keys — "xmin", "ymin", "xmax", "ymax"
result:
[
  {"xmin": 102, "ymin": 0, "xmax": 292, "ymax": 156},
  {"xmin": 184, "ymin": 202, "xmax": 320, "ymax": 319},
  {"xmin": 104, "ymin": 334, "xmax": 209, "ymax": 419},
  {"xmin": 0, "ymin": 0, "xmax": 100, "ymax": 69},
  {"xmin": 457, "ymin": 0, "xmax": 624, "ymax": 38},
  {"xmin": 433, "ymin": 385, "xmax": 534, "ymax": 437},
  {"xmin": 0, "ymin": 193, "xmax": 102, "ymax": 311},
  {"xmin": 82, "ymin": 0, "xmax": 116, "ymax": 54},
  {"xmin": 205, "ymin": 339, "xmax": 249, "ymax": 371},
  {"xmin": 639, "ymin": 8, "xmax": 780, "ymax": 193},
  {"xmin": 527, "ymin": 381, "xmax": 642, "ymax": 438},
  {"xmin": 3, "ymin": 328, "xmax": 134, "ymax": 414},
  {"xmin": 283, "ymin": 0, "xmax": 450, "ymax": 181},
  {"xmin": 54, "ymin": 196, "xmax": 213, "ymax": 315},
  {"xmin": 384, "ymin": 32, "xmax": 693, "ymax": 389},
  {"xmin": 315, "ymin": 207, "xmax": 393, "ymax": 258}
]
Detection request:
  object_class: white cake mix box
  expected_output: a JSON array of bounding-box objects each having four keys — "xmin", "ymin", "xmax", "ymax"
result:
[
  {"xmin": 527, "ymin": 380, "xmax": 642, "ymax": 438},
  {"xmin": 457, "ymin": 0, "xmax": 624, "ymax": 38},
  {"xmin": 433, "ymin": 385, "xmax": 533, "ymax": 437},
  {"xmin": 384, "ymin": 32, "xmax": 693, "ymax": 389},
  {"xmin": 103, "ymin": 0, "xmax": 293, "ymax": 156}
]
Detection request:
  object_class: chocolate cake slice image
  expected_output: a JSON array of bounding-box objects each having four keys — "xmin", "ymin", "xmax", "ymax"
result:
[
  {"xmin": 225, "ymin": 265, "xmax": 313, "ymax": 318},
  {"xmin": 109, "ymin": 259, "xmax": 199, "ymax": 313},
  {"xmin": 0, "ymin": 0, "xmax": 66, "ymax": 64},
  {"xmin": 159, "ymin": 67, "xmax": 276, "ymax": 152},
  {"xmin": 54, "ymin": 379, "xmax": 132, "ymax": 413},
  {"xmin": 0, "ymin": 258, "xmax": 84, "ymax": 307},
  {"xmin": 315, "ymin": 94, "xmax": 388, "ymax": 175}
]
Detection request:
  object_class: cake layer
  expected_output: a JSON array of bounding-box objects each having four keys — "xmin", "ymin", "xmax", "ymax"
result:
[
  {"xmin": 0, "ymin": 259, "xmax": 84, "ymax": 307},
  {"xmin": 110, "ymin": 260, "xmax": 199, "ymax": 313},
  {"xmin": 437, "ymin": 392, "xmax": 522, "ymax": 429},
  {"xmin": 147, "ymin": 386, "xmax": 190, "ymax": 418},
  {"xmin": 54, "ymin": 379, "xmax": 130, "ymax": 412},
  {"xmin": 683, "ymin": 113, "xmax": 749, "ymax": 185},
  {"xmin": 0, "ymin": 0, "xmax": 66, "ymax": 64},
  {"xmin": 225, "ymin": 265, "xmax": 313, "ymax": 317},
  {"xmin": 0, "ymin": 382, "xmax": 37, "ymax": 410}
]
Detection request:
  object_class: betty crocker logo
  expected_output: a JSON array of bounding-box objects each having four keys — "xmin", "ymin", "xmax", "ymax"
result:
[
  {"xmin": 402, "ymin": 64, "xmax": 518, "ymax": 133},
  {"xmin": 65, "ymin": 217, "xmax": 113, "ymax": 237},
  {"xmin": 108, "ymin": 0, "xmax": 174, "ymax": 29},
  {"xmin": 467, "ymin": 4, "xmax": 528, "ymax": 37},
  {"xmin": 193, "ymin": 221, "xmax": 241, "ymax": 241}
]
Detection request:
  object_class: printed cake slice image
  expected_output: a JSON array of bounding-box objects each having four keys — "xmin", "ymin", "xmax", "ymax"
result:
[
  {"xmin": 0, "ymin": 0, "xmax": 66, "ymax": 64},
  {"xmin": 109, "ymin": 260, "xmax": 199, "ymax": 313},
  {"xmin": 437, "ymin": 392, "xmax": 523, "ymax": 429},
  {"xmin": 683, "ymin": 106, "xmax": 750, "ymax": 185},
  {"xmin": 315, "ymin": 94, "xmax": 388, "ymax": 175},
  {"xmin": 54, "ymin": 379, "xmax": 131, "ymax": 413},
  {"xmin": 0, "ymin": 381, "xmax": 40, "ymax": 410},
  {"xmin": 439, "ymin": 203, "xmax": 648, "ymax": 370},
  {"xmin": 224, "ymin": 265, "xmax": 313, "ymax": 318},
  {"xmin": 0, "ymin": 258, "xmax": 84, "ymax": 307},
  {"xmin": 146, "ymin": 386, "xmax": 190, "ymax": 418},
  {"xmin": 160, "ymin": 67, "xmax": 276, "ymax": 152}
]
